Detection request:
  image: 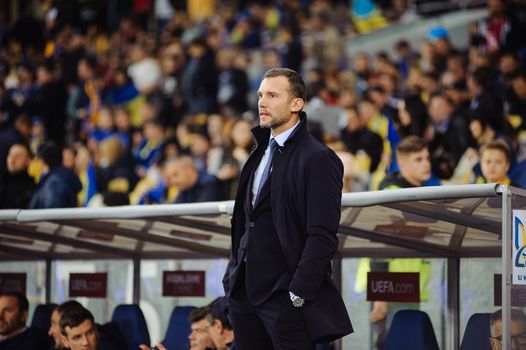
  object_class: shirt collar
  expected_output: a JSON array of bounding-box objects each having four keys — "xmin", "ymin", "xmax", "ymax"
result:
[{"xmin": 270, "ymin": 120, "xmax": 300, "ymax": 147}]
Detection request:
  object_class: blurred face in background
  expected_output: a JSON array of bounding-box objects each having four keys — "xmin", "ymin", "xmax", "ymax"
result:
[
  {"xmin": 188, "ymin": 319, "xmax": 214, "ymax": 350},
  {"xmin": 480, "ymin": 148, "xmax": 510, "ymax": 183},
  {"xmin": 398, "ymin": 148, "xmax": 431, "ymax": 186},
  {"xmin": 0, "ymin": 295, "xmax": 27, "ymax": 338},
  {"xmin": 48, "ymin": 309, "xmax": 66, "ymax": 349},
  {"xmin": 7, "ymin": 144, "xmax": 31, "ymax": 174},
  {"xmin": 231, "ymin": 120, "xmax": 253, "ymax": 148},
  {"xmin": 428, "ymin": 95, "xmax": 453, "ymax": 125}
]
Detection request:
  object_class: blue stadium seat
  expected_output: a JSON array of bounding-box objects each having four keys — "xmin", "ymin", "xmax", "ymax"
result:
[
  {"xmin": 161, "ymin": 306, "xmax": 196, "ymax": 350},
  {"xmin": 30, "ymin": 303, "xmax": 58, "ymax": 333},
  {"xmin": 111, "ymin": 304, "xmax": 151, "ymax": 350},
  {"xmin": 460, "ymin": 313, "xmax": 492, "ymax": 350},
  {"xmin": 383, "ymin": 310, "xmax": 439, "ymax": 350}
]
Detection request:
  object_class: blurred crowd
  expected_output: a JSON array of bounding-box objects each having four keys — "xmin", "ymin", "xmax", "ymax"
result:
[{"xmin": 0, "ymin": 0, "xmax": 525, "ymax": 210}]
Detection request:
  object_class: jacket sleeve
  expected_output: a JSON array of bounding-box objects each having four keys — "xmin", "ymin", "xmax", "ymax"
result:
[{"xmin": 289, "ymin": 149, "xmax": 343, "ymax": 301}]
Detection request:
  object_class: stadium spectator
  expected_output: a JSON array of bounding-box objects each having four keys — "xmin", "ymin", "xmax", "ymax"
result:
[
  {"xmin": 34, "ymin": 62, "xmax": 68, "ymax": 147},
  {"xmin": 0, "ymin": 292, "xmax": 48, "ymax": 350},
  {"xmin": 509, "ymin": 70, "xmax": 526, "ymax": 130},
  {"xmin": 180, "ymin": 37, "xmax": 219, "ymax": 115},
  {"xmin": 370, "ymin": 136, "xmax": 433, "ymax": 349},
  {"xmin": 428, "ymin": 93, "xmax": 475, "ymax": 179},
  {"xmin": 127, "ymin": 44, "xmax": 162, "ymax": 96},
  {"xmin": 0, "ymin": 143, "xmax": 35, "ymax": 209},
  {"xmin": 0, "ymin": 114, "xmax": 32, "ymax": 178},
  {"xmin": 340, "ymin": 106, "xmax": 384, "ymax": 173},
  {"xmin": 476, "ymin": 140, "xmax": 516, "ymax": 186},
  {"xmin": 165, "ymin": 155, "xmax": 222, "ymax": 203},
  {"xmin": 28, "ymin": 141, "xmax": 82, "ymax": 209}
]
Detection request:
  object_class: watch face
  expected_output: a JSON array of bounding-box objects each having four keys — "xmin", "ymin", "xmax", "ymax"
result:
[{"xmin": 293, "ymin": 298, "xmax": 304, "ymax": 307}]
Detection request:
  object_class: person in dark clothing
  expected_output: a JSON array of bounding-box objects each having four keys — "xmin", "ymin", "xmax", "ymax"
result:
[
  {"xmin": 467, "ymin": 67, "xmax": 504, "ymax": 133},
  {"xmin": 165, "ymin": 155, "xmax": 222, "ymax": 203},
  {"xmin": 180, "ymin": 37, "xmax": 219, "ymax": 115},
  {"xmin": 428, "ymin": 93, "xmax": 476, "ymax": 179},
  {"xmin": 223, "ymin": 68, "xmax": 352, "ymax": 349},
  {"xmin": 396, "ymin": 94, "xmax": 430, "ymax": 139},
  {"xmin": 35, "ymin": 63, "xmax": 68, "ymax": 147},
  {"xmin": 340, "ymin": 106, "xmax": 384, "ymax": 173},
  {"xmin": 0, "ymin": 143, "xmax": 35, "ymax": 209},
  {"xmin": 206, "ymin": 297, "xmax": 235, "ymax": 350},
  {"xmin": 0, "ymin": 114, "xmax": 32, "ymax": 178},
  {"xmin": 58, "ymin": 303, "xmax": 98, "ymax": 350},
  {"xmin": 373, "ymin": 136, "xmax": 433, "ymax": 349},
  {"xmin": 216, "ymin": 47, "xmax": 249, "ymax": 115},
  {"xmin": 508, "ymin": 70, "xmax": 526, "ymax": 130},
  {"xmin": 28, "ymin": 141, "xmax": 82, "ymax": 209},
  {"xmin": 0, "ymin": 292, "xmax": 49, "ymax": 350},
  {"xmin": 49, "ymin": 301, "xmax": 127, "ymax": 350},
  {"xmin": 379, "ymin": 136, "xmax": 433, "ymax": 189}
]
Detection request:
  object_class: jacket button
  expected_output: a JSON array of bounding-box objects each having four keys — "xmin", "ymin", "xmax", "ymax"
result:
[{"xmin": 248, "ymin": 222, "xmax": 255, "ymax": 227}]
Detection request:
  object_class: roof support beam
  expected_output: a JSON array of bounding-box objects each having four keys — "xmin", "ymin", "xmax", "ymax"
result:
[
  {"xmin": 338, "ymin": 225, "xmax": 455, "ymax": 257},
  {"xmin": 0, "ymin": 224, "xmax": 137, "ymax": 259},
  {"xmin": 54, "ymin": 220, "xmax": 229, "ymax": 257}
]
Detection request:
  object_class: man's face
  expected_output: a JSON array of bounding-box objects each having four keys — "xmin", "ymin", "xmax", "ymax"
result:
[
  {"xmin": 512, "ymin": 78, "xmax": 526, "ymax": 99},
  {"xmin": 399, "ymin": 148, "xmax": 431, "ymax": 186},
  {"xmin": 258, "ymin": 76, "xmax": 301, "ymax": 134},
  {"xmin": 428, "ymin": 96, "xmax": 452, "ymax": 125},
  {"xmin": 7, "ymin": 144, "xmax": 31, "ymax": 174},
  {"xmin": 481, "ymin": 149, "xmax": 510, "ymax": 183},
  {"xmin": 164, "ymin": 161, "xmax": 194, "ymax": 190},
  {"xmin": 49, "ymin": 310, "xmax": 66, "ymax": 348},
  {"xmin": 61, "ymin": 319, "xmax": 99, "ymax": 350},
  {"xmin": 490, "ymin": 319, "xmax": 526, "ymax": 350},
  {"xmin": 206, "ymin": 319, "xmax": 222, "ymax": 349},
  {"xmin": 0, "ymin": 295, "xmax": 27, "ymax": 337},
  {"xmin": 188, "ymin": 319, "xmax": 214, "ymax": 350}
]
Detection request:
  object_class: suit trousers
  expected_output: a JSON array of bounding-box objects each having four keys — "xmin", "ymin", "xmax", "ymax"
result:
[{"xmin": 228, "ymin": 265, "xmax": 315, "ymax": 350}]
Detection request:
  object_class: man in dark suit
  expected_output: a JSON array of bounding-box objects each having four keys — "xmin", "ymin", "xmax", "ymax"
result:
[{"xmin": 223, "ymin": 68, "xmax": 353, "ymax": 349}]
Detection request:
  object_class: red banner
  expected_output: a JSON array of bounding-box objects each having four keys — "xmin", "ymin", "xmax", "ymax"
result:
[
  {"xmin": 69, "ymin": 273, "xmax": 107, "ymax": 298},
  {"xmin": 163, "ymin": 271, "xmax": 205, "ymax": 297},
  {"xmin": 0, "ymin": 273, "xmax": 26, "ymax": 294},
  {"xmin": 367, "ymin": 272, "xmax": 420, "ymax": 302}
]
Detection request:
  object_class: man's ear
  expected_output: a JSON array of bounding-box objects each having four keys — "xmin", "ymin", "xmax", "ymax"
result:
[
  {"xmin": 215, "ymin": 320, "xmax": 224, "ymax": 334},
  {"xmin": 61, "ymin": 334, "xmax": 70, "ymax": 348},
  {"xmin": 21, "ymin": 310, "xmax": 28, "ymax": 323},
  {"xmin": 291, "ymin": 98, "xmax": 304, "ymax": 113}
]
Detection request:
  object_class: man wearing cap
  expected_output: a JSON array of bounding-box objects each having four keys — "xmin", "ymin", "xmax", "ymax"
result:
[{"xmin": 427, "ymin": 26, "xmax": 455, "ymax": 73}]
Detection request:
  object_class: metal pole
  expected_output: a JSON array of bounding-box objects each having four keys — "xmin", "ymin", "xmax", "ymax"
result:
[
  {"xmin": 133, "ymin": 258, "xmax": 141, "ymax": 304},
  {"xmin": 333, "ymin": 255, "xmax": 343, "ymax": 350},
  {"xmin": 447, "ymin": 257, "xmax": 460, "ymax": 350},
  {"xmin": 45, "ymin": 259, "xmax": 52, "ymax": 303},
  {"xmin": 501, "ymin": 186, "xmax": 512, "ymax": 350}
]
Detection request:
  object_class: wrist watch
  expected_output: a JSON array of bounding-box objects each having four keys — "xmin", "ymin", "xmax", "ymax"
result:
[{"xmin": 289, "ymin": 291, "xmax": 305, "ymax": 308}]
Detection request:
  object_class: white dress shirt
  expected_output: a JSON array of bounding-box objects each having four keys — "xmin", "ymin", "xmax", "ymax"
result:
[{"xmin": 251, "ymin": 121, "xmax": 300, "ymax": 206}]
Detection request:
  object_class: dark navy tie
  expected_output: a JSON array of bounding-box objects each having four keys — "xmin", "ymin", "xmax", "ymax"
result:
[{"xmin": 256, "ymin": 139, "xmax": 278, "ymax": 200}]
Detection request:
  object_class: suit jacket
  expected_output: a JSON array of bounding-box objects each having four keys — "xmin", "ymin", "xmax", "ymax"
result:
[{"xmin": 223, "ymin": 112, "xmax": 353, "ymax": 342}]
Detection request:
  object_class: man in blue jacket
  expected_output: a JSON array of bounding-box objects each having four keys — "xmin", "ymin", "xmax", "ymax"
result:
[{"xmin": 28, "ymin": 141, "xmax": 81, "ymax": 209}]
